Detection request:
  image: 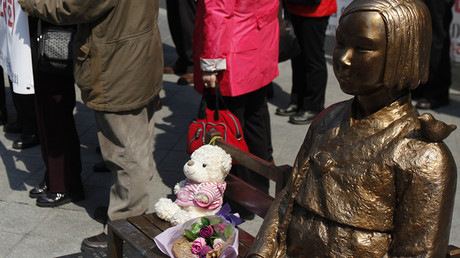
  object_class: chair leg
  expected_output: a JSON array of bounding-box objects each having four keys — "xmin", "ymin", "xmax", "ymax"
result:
[{"xmin": 107, "ymin": 226, "xmax": 124, "ymax": 258}]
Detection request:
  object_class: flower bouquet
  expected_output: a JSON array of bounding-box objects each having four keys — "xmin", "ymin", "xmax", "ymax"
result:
[{"xmin": 154, "ymin": 204, "xmax": 243, "ymax": 258}]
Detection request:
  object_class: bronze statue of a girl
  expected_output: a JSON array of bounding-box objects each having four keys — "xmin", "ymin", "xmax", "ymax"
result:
[{"xmin": 248, "ymin": 0, "xmax": 457, "ymax": 256}]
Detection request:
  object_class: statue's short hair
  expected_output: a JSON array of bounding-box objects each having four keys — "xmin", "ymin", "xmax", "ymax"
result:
[{"xmin": 340, "ymin": 0, "xmax": 431, "ymax": 90}]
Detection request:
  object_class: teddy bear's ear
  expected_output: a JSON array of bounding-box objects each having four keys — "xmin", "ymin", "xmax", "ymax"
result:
[{"xmin": 221, "ymin": 152, "xmax": 232, "ymax": 174}]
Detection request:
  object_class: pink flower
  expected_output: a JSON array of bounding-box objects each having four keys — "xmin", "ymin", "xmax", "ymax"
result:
[
  {"xmin": 200, "ymin": 225, "xmax": 214, "ymax": 238},
  {"xmin": 213, "ymin": 223, "xmax": 226, "ymax": 234},
  {"xmin": 191, "ymin": 237, "xmax": 206, "ymax": 254},
  {"xmin": 199, "ymin": 246, "xmax": 212, "ymax": 258},
  {"xmin": 213, "ymin": 238, "xmax": 225, "ymax": 249}
]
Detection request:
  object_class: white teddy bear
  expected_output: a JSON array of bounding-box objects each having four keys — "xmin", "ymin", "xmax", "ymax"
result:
[{"xmin": 154, "ymin": 144, "xmax": 232, "ymax": 226}]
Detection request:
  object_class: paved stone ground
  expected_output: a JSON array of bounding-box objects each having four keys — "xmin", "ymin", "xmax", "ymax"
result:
[{"xmin": 0, "ymin": 4, "xmax": 459, "ymax": 258}]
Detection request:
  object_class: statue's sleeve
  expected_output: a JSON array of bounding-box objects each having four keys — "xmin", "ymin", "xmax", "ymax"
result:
[
  {"xmin": 390, "ymin": 142, "xmax": 457, "ymax": 257},
  {"xmin": 246, "ymin": 189, "xmax": 288, "ymax": 257}
]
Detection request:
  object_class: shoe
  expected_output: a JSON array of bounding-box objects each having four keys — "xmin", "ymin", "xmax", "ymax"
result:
[
  {"xmin": 36, "ymin": 190, "xmax": 85, "ymax": 207},
  {"xmin": 289, "ymin": 110, "xmax": 319, "ymax": 125},
  {"xmin": 177, "ymin": 73, "xmax": 194, "ymax": 85},
  {"xmin": 93, "ymin": 206, "xmax": 109, "ymax": 224},
  {"xmin": 3, "ymin": 122, "xmax": 22, "ymax": 133},
  {"xmin": 415, "ymin": 98, "xmax": 449, "ymax": 110},
  {"xmin": 81, "ymin": 233, "xmax": 108, "ymax": 251},
  {"xmin": 163, "ymin": 66, "xmax": 176, "ymax": 74},
  {"xmin": 13, "ymin": 133, "xmax": 39, "ymax": 149},
  {"xmin": 29, "ymin": 180, "xmax": 47, "ymax": 198},
  {"xmin": 93, "ymin": 161, "xmax": 110, "ymax": 173},
  {"xmin": 275, "ymin": 104, "xmax": 298, "ymax": 116}
]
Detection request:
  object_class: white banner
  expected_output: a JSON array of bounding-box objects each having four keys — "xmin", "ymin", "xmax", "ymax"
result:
[
  {"xmin": 0, "ymin": 0, "xmax": 34, "ymax": 94},
  {"xmin": 451, "ymin": 0, "xmax": 460, "ymax": 62},
  {"xmin": 327, "ymin": 0, "xmax": 460, "ymax": 62}
]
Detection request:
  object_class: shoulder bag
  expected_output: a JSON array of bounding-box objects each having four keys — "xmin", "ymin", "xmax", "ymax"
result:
[
  {"xmin": 186, "ymin": 84, "xmax": 249, "ymax": 156},
  {"xmin": 278, "ymin": 0, "xmax": 301, "ymax": 62},
  {"xmin": 37, "ymin": 19, "xmax": 76, "ymax": 74}
]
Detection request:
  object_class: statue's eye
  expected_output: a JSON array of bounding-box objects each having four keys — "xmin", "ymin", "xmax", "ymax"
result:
[{"xmin": 202, "ymin": 164, "xmax": 207, "ymax": 168}]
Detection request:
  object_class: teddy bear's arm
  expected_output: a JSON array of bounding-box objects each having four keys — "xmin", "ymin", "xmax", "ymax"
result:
[
  {"xmin": 194, "ymin": 183, "xmax": 223, "ymax": 209},
  {"xmin": 174, "ymin": 180, "xmax": 186, "ymax": 195}
]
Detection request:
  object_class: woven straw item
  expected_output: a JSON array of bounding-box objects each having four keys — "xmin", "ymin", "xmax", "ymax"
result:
[{"xmin": 172, "ymin": 237, "xmax": 196, "ymax": 258}]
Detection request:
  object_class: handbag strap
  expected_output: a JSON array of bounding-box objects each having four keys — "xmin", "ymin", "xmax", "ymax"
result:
[
  {"xmin": 281, "ymin": 0, "xmax": 293, "ymax": 21},
  {"xmin": 197, "ymin": 82, "xmax": 228, "ymax": 121},
  {"xmin": 37, "ymin": 19, "xmax": 42, "ymax": 37}
]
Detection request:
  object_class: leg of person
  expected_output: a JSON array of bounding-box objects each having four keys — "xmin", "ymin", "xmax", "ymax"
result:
[
  {"xmin": 264, "ymin": 89, "xmax": 274, "ymax": 164},
  {"xmin": 289, "ymin": 15, "xmax": 329, "ymax": 124},
  {"xmin": 10, "ymin": 89, "xmax": 39, "ymax": 149},
  {"xmin": 33, "ymin": 72, "xmax": 84, "ymax": 207},
  {"xmin": 0, "ymin": 68, "xmax": 8, "ymax": 125},
  {"xmin": 276, "ymin": 13, "xmax": 311, "ymax": 118},
  {"xmin": 165, "ymin": 0, "xmax": 196, "ymax": 77},
  {"xmin": 221, "ymin": 87, "xmax": 271, "ymax": 219},
  {"xmin": 275, "ymin": 59, "xmax": 301, "ymax": 116},
  {"xmin": 224, "ymin": 87, "xmax": 271, "ymax": 192},
  {"xmin": 415, "ymin": 0, "xmax": 454, "ymax": 109},
  {"xmin": 4, "ymin": 80, "xmax": 24, "ymax": 133},
  {"xmin": 82, "ymin": 100, "xmax": 156, "ymax": 250},
  {"xmin": 277, "ymin": 13, "xmax": 317, "ymax": 118}
]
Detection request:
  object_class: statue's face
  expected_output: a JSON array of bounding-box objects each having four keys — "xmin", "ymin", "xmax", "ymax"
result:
[{"xmin": 333, "ymin": 11, "xmax": 387, "ymax": 96}]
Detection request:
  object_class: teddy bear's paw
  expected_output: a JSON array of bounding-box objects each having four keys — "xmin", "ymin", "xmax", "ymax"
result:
[
  {"xmin": 171, "ymin": 209, "xmax": 196, "ymax": 226},
  {"xmin": 173, "ymin": 181, "xmax": 184, "ymax": 195},
  {"xmin": 154, "ymin": 198, "xmax": 180, "ymax": 221},
  {"xmin": 195, "ymin": 194, "xmax": 209, "ymax": 204}
]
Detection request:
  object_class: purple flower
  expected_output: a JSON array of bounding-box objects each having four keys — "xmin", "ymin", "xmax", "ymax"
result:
[
  {"xmin": 200, "ymin": 225, "xmax": 214, "ymax": 238},
  {"xmin": 213, "ymin": 238, "xmax": 225, "ymax": 249},
  {"xmin": 213, "ymin": 223, "xmax": 226, "ymax": 234},
  {"xmin": 199, "ymin": 246, "xmax": 212, "ymax": 258},
  {"xmin": 191, "ymin": 237, "xmax": 206, "ymax": 254}
]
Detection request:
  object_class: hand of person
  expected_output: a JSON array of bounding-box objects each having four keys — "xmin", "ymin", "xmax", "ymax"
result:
[{"xmin": 202, "ymin": 71, "xmax": 218, "ymax": 88}]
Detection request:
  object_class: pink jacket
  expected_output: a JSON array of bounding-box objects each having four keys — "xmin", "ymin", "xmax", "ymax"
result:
[{"xmin": 193, "ymin": 0, "xmax": 280, "ymax": 97}]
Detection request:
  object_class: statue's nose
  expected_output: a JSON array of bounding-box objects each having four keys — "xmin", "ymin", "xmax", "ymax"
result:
[{"xmin": 187, "ymin": 160, "xmax": 194, "ymax": 166}]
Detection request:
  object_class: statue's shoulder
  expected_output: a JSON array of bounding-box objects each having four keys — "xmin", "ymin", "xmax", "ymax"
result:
[{"xmin": 396, "ymin": 133, "xmax": 456, "ymax": 180}]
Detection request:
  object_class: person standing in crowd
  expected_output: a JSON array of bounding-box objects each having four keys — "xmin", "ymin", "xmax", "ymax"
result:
[
  {"xmin": 18, "ymin": 0, "xmax": 163, "ymax": 251},
  {"xmin": 0, "ymin": 67, "xmax": 8, "ymax": 126},
  {"xmin": 194, "ymin": 0, "xmax": 279, "ymax": 198},
  {"xmin": 27, "ymin": 18, "xmax": 84, "ymax": 207},
  {"xmin": 412, "ymin": 0, "xmax": 455, "ymax": 109},
  {"xmin": 275, "ymin": 0, "xmax": 337, "ymax": 124},
  {"xmin": 164, "ymin": 0, "xmax": 196, "ymax": 86}
]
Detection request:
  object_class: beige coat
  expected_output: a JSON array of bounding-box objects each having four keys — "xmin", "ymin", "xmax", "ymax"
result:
[{"xmin": 20, "ymin": 0, "xmax": 163, "ymax": 112}]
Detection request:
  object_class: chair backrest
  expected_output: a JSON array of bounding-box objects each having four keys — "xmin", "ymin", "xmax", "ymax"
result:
[{"xmin": 205, "ymin": 131, "xmax": 291, "ymax": 218}]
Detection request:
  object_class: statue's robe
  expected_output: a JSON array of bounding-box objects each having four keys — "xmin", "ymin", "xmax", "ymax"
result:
[{"xmin": 249, "ymin": 97, "xmax": 456, "ymax": 257}]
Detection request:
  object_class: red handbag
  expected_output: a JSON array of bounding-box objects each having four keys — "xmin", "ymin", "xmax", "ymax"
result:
[{"xmin": 186, "ymin": 84, "xmax": 249, "ymax": 155}]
